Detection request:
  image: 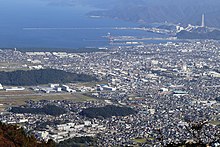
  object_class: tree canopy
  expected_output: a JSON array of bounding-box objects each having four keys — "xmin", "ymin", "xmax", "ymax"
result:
[
  {"xmin": 79, "ymin": 105, "xmax": 136, "ymax": 118},
  {"xmin": 0, "ymin": 122, "xmax": 55, "ymax": 147},
  {"xmin": 0, "ymin": 69, "xmax": 97, "ymax": 86},
  {"xmin": 10, "ymin": 105, "xmax": 67, "ymax": 116}
]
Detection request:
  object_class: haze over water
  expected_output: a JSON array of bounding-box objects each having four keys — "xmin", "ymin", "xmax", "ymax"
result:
[{"xmin": 0, "ymin": 0, "xmax": 165, "ymax": 49}]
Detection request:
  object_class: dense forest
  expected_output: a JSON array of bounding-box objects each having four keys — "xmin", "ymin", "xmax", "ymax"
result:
[
  {"xmin": 10, "ymin": 105, "xmax": 67, "ymax": 116},
  {"xmin": 79, "ymin": 105, "xmax": 136, "ymax": 118},
  {"xmin": 0, "ymin": 69, "xmax": 97, "ymax": 86},
  {"xmin": 0, "ymin": 122, "xmax": 55, "ymax": 147}
]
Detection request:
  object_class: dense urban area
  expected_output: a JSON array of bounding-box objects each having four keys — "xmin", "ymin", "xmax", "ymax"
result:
[{"xmin": 0, "ymin": 40, "xmax": 220, "ymax": 146}]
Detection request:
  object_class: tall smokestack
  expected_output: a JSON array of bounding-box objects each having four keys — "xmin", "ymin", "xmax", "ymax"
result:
[{"xmin": 201, "ymin": 14, "xmax": 205, "ymax": 27}]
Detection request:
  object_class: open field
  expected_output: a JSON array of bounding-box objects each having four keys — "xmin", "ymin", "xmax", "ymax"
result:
[
  {"xmin": 210, "ymin": 120, "xmax": 220, "ymax": 126},
  {"xmin": 132, "ymin": 138, "xmax": 147, "ymax": 143},
  {"xmin": 0, "ymin": 91, "xmax": 34, "ymax": 95},
  {"xmin": 0, "ymin": 92, "xmax": 97, "ymax": 111}
]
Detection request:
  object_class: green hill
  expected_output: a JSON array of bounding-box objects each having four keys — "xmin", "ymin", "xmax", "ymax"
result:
[
  {"xmin": 80, "ymin": 105, "xmax": 136, "ymax": 118},
  {"xmin": 0, "ymin": 69, "xmax": 97, "ymax": 86},
  {"xmin": 10, "ymin": 105, "xmax": 67, "ymax": 116}
]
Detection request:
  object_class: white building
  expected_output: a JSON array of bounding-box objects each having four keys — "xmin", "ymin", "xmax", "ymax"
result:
[
  {"xmin": 49, "ymin": 83, "xmax": 60, "ymax": 88},
  {"xmin": 56, "ymin": 87, "xmax": 62, "ymax": 92},
  {"xmin": 19, "ymin": 119, "xmax": 28, "ymax": 123},
  {"xmin": 35, "ymin": 131, "xmax": 49, "ymax": 140},
  {"xmin": 84, "ymin": 121, "xmax": 92, "ymax": 126},
  {"xmin": 57, "ymin": 124, "xmax": 71, "ymax": 131},
  {"xmin": 5, "ymin": 87, "xmax": 25, "ymax": 91},
  {"xmin": 102, "ymin": 86, "xmax": 116, "ymax": 91},
  {"xmin": 159, "ymin": 88, "xmax": 169, "ymax": 92},
  {"xmin": 0, "ymin": 83, "xmax": 3, "ymax": 90},
  {"xmin": 62, "ymin": 85, "xmax": 74, "ymax": 92},
  {"xmin": 40, "ymin": 87, "xmax": 56, "ymax": 93}
]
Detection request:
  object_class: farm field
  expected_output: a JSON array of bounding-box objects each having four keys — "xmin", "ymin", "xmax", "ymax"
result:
[{"xmin": 0, "ymin": 92, "xmax": 97, "ymax": 111}]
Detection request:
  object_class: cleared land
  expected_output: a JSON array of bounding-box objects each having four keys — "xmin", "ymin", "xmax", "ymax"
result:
[
  {"xmin": 133, "ymin": 138, "xmax": 147, "ymax": 143},
  {"xmin": 210, "ymin": 120, "xmax": 220, "ymax": 126},
  {"xmin": 0, "ymin": 92, "xmax": 97, "ymax": 111},
  {"xmin": 0, "ymin": 91, "xmax": 34, "ymax": 95}
]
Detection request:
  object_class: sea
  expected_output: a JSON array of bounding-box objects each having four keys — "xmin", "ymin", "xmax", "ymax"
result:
[{"xmin": 0, "ymin": 0, "xmax": 169, "ymax": 49}]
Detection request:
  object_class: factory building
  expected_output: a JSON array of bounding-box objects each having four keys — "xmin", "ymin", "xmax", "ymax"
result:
[
  {"xmin": 5, "ymin": 87, "xmax": 25, "ymax": 91},
  {"xmin": 0, "ymin": 83, "xmax": 3, "ymax": 90}
]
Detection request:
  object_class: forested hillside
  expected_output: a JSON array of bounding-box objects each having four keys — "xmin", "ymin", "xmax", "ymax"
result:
[
  {"xmin": 0, "ymin": 122, "xmax": 55, "ymax": 147},
  {"xmin": 10, "ymin": 105, "xmax": 67, "ymax": 116},
  {"xmin": 80, "ymin": 105, "xmax": 137, "ymax": 118},
  {"xmin": 0, "ymin": 69, "xmax": 97, "ymax": 86}
]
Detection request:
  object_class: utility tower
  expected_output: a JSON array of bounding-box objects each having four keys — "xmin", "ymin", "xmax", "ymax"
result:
[{"xmin": 201, "ymin": 14, "xmax": 205, "ymax": 27}]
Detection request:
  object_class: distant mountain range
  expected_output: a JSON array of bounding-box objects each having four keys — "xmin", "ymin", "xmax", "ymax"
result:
[
  {"xmin": 46, "ymin": 0, "xmax": 220, "ymax": 28},
  {"xmin": 74, "ymin": 0, "xmax": 220, "ymax": 28},
  {"xmin": 47, "ymin": 0, "xmax": 220, "ymax": 40}
]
